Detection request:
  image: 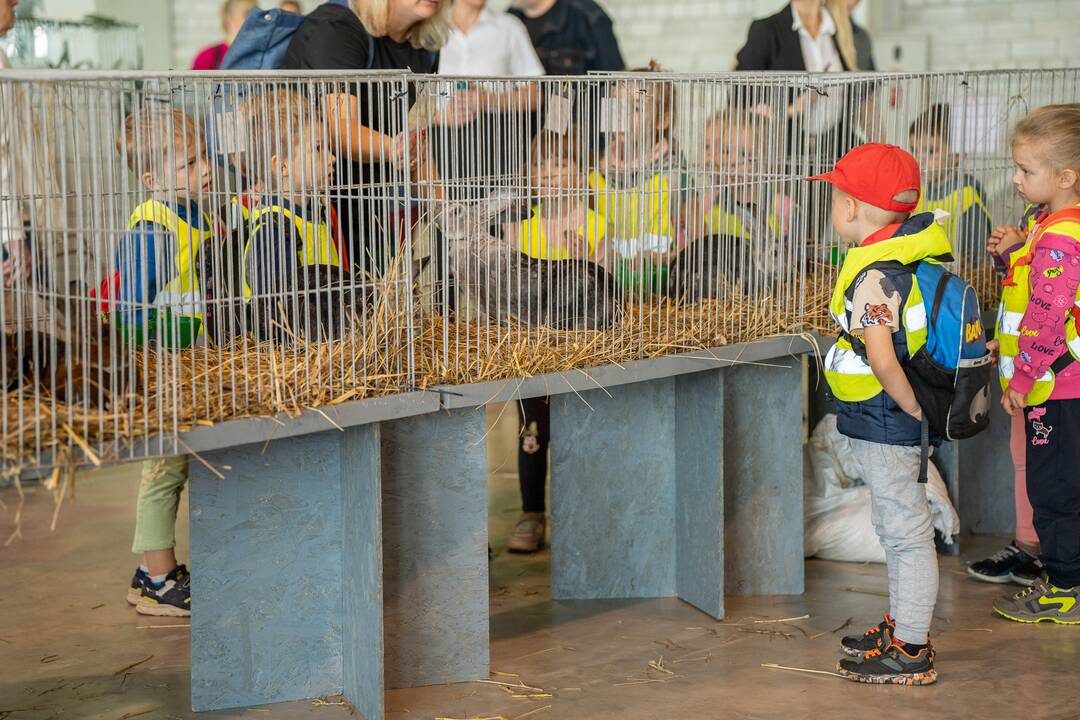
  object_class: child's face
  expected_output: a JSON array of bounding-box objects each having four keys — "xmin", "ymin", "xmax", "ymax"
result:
[
  {"xmin": 533, "ymin": 155, "xmax": 581, "ymax": 197},
  {"xmin": 705, "ymin": 120, "xmax": 756, "ymax": 177},
  {"xmin": 608, "ymin": 81, "xmax": 667, "ymax": 160},
  {"xmin": 280, "ymin": 132, "xmax": 336, "ymax": 195},
  {"xmin": 143, "ymin": 143, "xmax": 212, "ymax": 201},
  {"xmin": 910, "ymin": 133, "xmax": 954, "ymax": 183},
  {"xmin": 1012, "ymin": 139, "xmax": 1061, "ymax": 207}
]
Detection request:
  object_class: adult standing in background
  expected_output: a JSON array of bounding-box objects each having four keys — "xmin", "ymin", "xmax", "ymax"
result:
[
  {"xmin": 281, "ymin": 0, "xmax": 448, "ymax": 274},
  {"xmin": 192, "ymin": 0, "xmax": 258, "ymax": 71},
  {"xmin": 849, "ymin": 0, "xmax": 875, "ymax": 71},
  {"xmin": 437, "ymin": 0, "xmax": 544, "ymax": 199},
  {"xmin": 735, "ymin": 0, "xmax": 860, "ymax": 74},
  {"xmin": 441, "ymin": 0, "xmax": 544, "ymax": 77},
  {"xmin": 509, "ymin": 0, "xmax": 623, "ymax": 76}
]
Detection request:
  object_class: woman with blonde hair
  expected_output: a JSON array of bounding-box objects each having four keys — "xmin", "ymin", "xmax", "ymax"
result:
[
  {"xmin": 282, "ymin": 0, "xmax": 450, "ymax": 274},
  {"xmin": 192, "ymin": 0, "xmax": 258, "ymax": 70}
]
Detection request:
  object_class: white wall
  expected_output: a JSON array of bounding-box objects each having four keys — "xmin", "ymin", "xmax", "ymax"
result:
[
  {"xmin": 607, "ymin": 0, "xmax": 1080, "ymax": 73},
  {"xmin": 39, "ymin": 0, "xmax": 1080, "ymax": 74}
]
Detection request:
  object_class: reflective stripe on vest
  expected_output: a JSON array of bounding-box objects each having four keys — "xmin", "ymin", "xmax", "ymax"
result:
[
  {"xmin": 915, "ymin": 184, "xmax": 990, "ymax": 243},
  {"xmin": 995, "ymin": 205, "xmax": 1080, "ymax": 403},
  {"xmin": 825, "ymin": 215, "xmax": 954, "ymax": 403},
  {"xmin": 519, "ymin": 204, "xmax": 605, "ymax": 260},
  {"xmin": 127, "ymin": 199, "xmax": 211, "ymax": 320},
  {"xmin": 246, "ymin": 203, "xmax": 342, "ymax": 273},
  {"xmin": 589, "ymin": 170, "xmax": 673, "ymax": 243}
]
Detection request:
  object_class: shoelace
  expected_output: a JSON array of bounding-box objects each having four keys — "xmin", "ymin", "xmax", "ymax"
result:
[
  {"xmin": 862, "ymin": 615, "xmax": 893, "ymax": 638},
  {"xmin": 986, "ymin": 545, "xmax": 1020, "ymax": 563}
]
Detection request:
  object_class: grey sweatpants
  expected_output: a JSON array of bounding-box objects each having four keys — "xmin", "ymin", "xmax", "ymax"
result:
[{"xmin": 848, "ymin": 438, "xmax": 939, "ymax": 645}]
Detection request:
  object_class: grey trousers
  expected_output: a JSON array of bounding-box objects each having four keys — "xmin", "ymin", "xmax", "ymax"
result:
[{"xmin": 848, "ymin": 438, "xmax": 939, "ymax": 645}]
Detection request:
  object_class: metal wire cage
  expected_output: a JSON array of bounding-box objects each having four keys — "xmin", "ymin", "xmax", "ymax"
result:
[{"xmin": 1, "ymin": 68, "xmax": 1077, "ymax": 474}]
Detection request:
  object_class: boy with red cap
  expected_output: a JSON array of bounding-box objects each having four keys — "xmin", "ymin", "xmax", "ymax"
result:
[{"xmin": 811, "ymin": 143, "xmax": 952, "ymax": 685}]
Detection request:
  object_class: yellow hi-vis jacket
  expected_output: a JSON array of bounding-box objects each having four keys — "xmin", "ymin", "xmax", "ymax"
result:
[
  {"xmin": 995, "ymin": 205, "xmax": 1080, "ymax": 405},
  {"xmin": 824, "ymin": 216, "xmax": 954, "ymax": 403}
]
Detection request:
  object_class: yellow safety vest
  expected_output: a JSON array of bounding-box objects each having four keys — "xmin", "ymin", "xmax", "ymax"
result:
[
  {"xmin": 518, "ymin": 204, "xmax": 606, "ymax": 261},
  {"xmin": 706, "ymin": 204, "xmax": 784, "ymax": 240},
  {"xmin": 824, "ymin": 218, "xmax": 954, "ymax": 403},
  {"xmin": 127, "ymin": 199, "xmax": 211, "ymax": 322},
  {"xmin": 243, "ymin": 202, "xmax": 341, "ymax": 298},
  {"xmin": 915, "ymin": 184, "xmax": 991, "ymax": 245},
  {"xmin": 995, "ymin": 205, "xmax": 1080, "ymax": 405},
  {"xmin": 589, "ymin": 171, "xmax": 673, "ymax": 246}
]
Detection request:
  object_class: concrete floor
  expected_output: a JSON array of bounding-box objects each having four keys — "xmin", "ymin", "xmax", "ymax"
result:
[{"xmin": 2, "ymin": 406, "xmax": 1078, "ymax": 720}]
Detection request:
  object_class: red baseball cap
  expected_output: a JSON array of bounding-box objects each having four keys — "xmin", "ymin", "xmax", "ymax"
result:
[{"xmin": 807, "ymin": 143, "xmax": 921, "ymax": 212}]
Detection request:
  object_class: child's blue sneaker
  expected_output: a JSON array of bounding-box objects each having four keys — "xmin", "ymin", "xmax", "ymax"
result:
[
  {"xmin": 136, "ymin": 564, "xmax": 191, "ymax": 617},
  {"xmin": 127, "ymin": 567, "xmax": 151, "ymax": 606}
]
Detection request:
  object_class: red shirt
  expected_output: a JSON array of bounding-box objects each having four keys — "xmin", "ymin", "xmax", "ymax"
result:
[{"xmin": 192, "ymin": 43, "xmax": 229, "ymax": 70}]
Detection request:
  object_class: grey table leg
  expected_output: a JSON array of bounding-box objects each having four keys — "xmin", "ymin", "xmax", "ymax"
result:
[
  {"xmin": 723, "ymin": 362, "xmax": 805, "ymax": 596},
  {"xmin": 380, "ymin": 408, "xmax": 490, "ymax": 689},
  {"xmin": 550, "ymin": 363, "xmax": 805, "ymax": 614},
  {"xmin": 189, "ymin": 426, "xmax": 384, "ymax": 715}
]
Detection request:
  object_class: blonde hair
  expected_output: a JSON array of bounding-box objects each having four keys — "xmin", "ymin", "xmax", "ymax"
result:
[
  {"xmin": 1013, "ymin": 103, "xmax": 1080, "ymax": 173},
  {"xmin": 239, "ymin": 90, "xmax": 318, "ymax": 180},
  {"xmin": 117, "ymin": 108, "xmax": 202, "ymax": 176},
  {"xmin": 825, "ymin": 0, "xmax": 858, "ymax": 72},
  {"xmin": 350, "ymin": 0, "xmax": 450, "ymax": 52},
  {"xmin": 221, "ymin": 0, "xmax": 258, "ymax": 33}
]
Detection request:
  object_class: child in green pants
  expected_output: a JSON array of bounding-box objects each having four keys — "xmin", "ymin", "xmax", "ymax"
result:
[
  {"xmin": 109, "ymin": 108, "xmax": 216, "ymax": 616},
  {"xmin": 127, "ymin": 456, "xmax": 191, "ymax": 616}
]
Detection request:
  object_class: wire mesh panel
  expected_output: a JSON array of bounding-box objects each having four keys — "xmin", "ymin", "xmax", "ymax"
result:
[{"xmin": 1, "ymin": 68, "xmax": 1078, "ymax": 474}]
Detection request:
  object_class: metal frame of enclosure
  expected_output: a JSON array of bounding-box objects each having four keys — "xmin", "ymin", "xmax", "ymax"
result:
[{"xmin": 1, "ymin": 67, "xmax": 1075, "ymax": 716}]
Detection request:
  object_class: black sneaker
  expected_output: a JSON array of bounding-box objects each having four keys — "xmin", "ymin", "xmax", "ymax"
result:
[
  {"xmin": 840, "ymin": 614, "xmax": 894, "ymax": 658},
  {"xmin": 968, "ymin": 542, "xmax": 1037, "ymax": 584},
  {"xmin": 1009, "ymin": 555, "xmax": 1045, "ymax": 587},
  {"xmin": 838, "ymin": 641, "xmax": 938, "ymax": 686},
  {"xmin": 136, "ymin": 564, "xmax": 191, "ymax": 617},
  {"xmin": 127, "ymin": 567, "xmax": 151, "ymax": 606}
]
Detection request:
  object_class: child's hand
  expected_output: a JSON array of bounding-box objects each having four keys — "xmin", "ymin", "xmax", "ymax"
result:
[
  {"xmin": 986, "ymin": 338, "xmax": 1000, "ymax": 366},
  {"xmin": 2, "ymin": 237, "xmax": 28, "ymax": 288},
  {"xmin": 987, "ymin": 225, "xmax": 1023, "ymax": 255},
  {"xmin": 1001, "ymin": 386, "xmax": 1027, "ymax": 417}
]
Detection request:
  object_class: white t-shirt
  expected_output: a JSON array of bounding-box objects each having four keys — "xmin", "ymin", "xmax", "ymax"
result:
[
  {"xmin": 792, "ymin": 5, "xmax": 844, "ymax": 136},
  {"xmin": 439, "ymin": 8, "xmax": 545, "ymax": 77},
  {"xmin": 792, "ymin": 4, "xmax": 843, "ymax": 73}
]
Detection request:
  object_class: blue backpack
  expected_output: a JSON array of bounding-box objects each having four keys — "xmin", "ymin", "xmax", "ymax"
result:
[
  {"xmin": 220, "ymin": 0, "xmax": 372, "ymax": 70},
  {"xmin": 861, "ymin": 258, "xmax": 993, "ymax": 442}
]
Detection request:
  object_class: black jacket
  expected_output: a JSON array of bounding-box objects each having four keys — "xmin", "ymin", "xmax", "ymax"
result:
[
  {"xmin": 736, "ymin": 3, "xmax": 864, "ymax": 72},
  {"xmin": 509, "ymin": 0, "xmax": 624, "ymax": 76}
]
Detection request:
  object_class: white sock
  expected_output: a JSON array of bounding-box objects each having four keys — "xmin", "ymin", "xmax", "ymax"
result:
[
  {"xmin": 150, "ymin": 573, "xmax": 168, "ymax": 585},
  {"xmin": 139, "ymin": 565, "xmax": 149, "ymax": 574}
]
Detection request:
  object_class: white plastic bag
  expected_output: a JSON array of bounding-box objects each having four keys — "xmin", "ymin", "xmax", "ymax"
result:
[{"xmin": 804, "ymin": 415, "xmax": 961, "ymax": 563}]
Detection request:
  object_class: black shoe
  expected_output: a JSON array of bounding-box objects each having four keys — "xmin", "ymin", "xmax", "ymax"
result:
[
  {"xmin": 127, "ymin": 567, "xmax": 151, "ymax": 606},
  {"xmin": 968, "ymin": 542, "xmax": 1037, "ymax": 584},
  {"xmin": 838, "ymin": 641, "xmax": 937, "ymax": 686},
  {"xmin": 840, "ymin": 614, "xmax": 894, "ymax": 658},
  {"xmin": 136, "ymin": 564, "xmax": 191, "ymax": 617},
  {"xmin": 1009, "ymin": 555, "xmax": 1045, "ymax": 587}
]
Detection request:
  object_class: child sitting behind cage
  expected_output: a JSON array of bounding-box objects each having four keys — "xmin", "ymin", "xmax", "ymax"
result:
[
  {"xmin": 240, "ymin": 89, "xmax": 350, "ymax": 343},
  {"xmin": 909, "ymin": 103, "xmax": 992, "ymax": 265},
  {"xmin": 503, "ymin": 129, "xmax": 606, "ymax": 263},
  {"xmin": 111, "ymin": 107, "xmax": 217, "ymax": 617},
  {"xmin": 498, "ymin": 128, "xmax": 606, "ymax": 554},
  {"xmin": 589, "ymin": 63, "xmax": 685, "ymax": 293},
  {"xmin": 812, "ymin": 143, "xmax": 948, "ymax": 685},
  {"xmin": 700, "ymin": 107, "xmax": 794, "ymax": 243}
]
